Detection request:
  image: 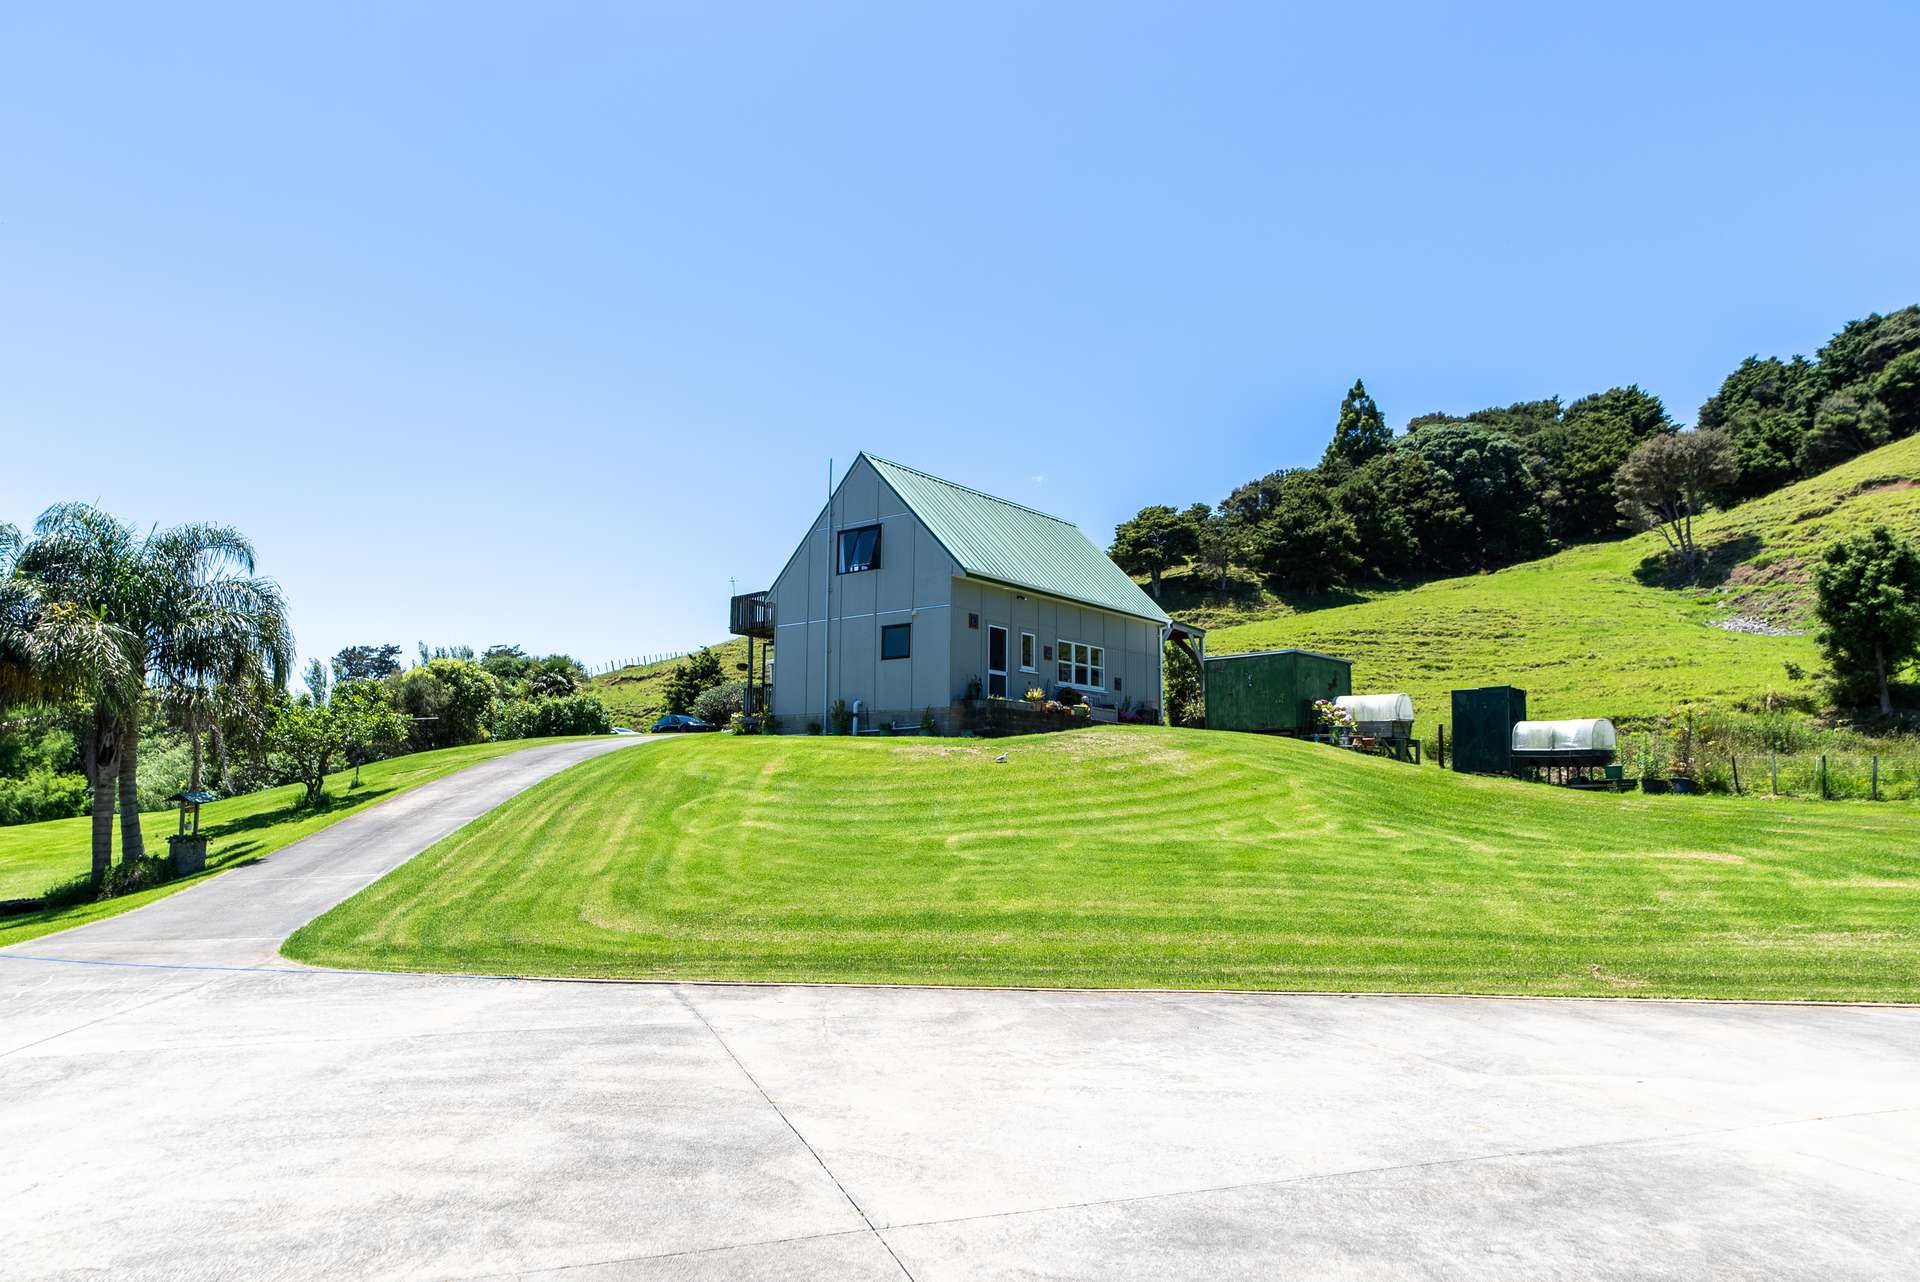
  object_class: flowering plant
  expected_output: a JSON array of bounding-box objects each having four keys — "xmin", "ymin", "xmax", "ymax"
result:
[
  {"xmin": 1024, "ymin": 687, "xmax": 1046, "ymax": 704},
  {"xmin": 1313, "ymin": 699, "xmax": 1353, "ymax": 731}
]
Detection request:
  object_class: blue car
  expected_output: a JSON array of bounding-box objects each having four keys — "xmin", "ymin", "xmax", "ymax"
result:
[{"xmin": 650, "ymin": 714, "xmax": 718, "ymax": 733}]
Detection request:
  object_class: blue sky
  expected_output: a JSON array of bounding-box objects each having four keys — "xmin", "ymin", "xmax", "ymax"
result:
[{"xmin": 4, "ymin": 2, "xmax": 1917, "ymax": 674}]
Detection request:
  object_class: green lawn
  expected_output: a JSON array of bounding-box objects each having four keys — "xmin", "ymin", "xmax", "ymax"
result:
[
  {"xmin": 1199, "ymin": 435, "xmax": 1920, "ymax": 724},
  {"xmin": 286, "ymin": 728, "xmax": 1920, "ymax": 1000},
  {"xmin": 0, "ymin": 738, "xmax": 592, "ymax": 949}
]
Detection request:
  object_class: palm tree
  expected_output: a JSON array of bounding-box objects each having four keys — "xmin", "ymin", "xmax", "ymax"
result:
[
  {"xmin": 154, "ymin": 545, "xmax": 294, "ymax": 793},
  {"xmin": 2, "ymin": 522, "xmax": 134, "ymax": 881},
  {"xmin": 17, "ymin": 505, "xmax": 292, "ymax": 871}
]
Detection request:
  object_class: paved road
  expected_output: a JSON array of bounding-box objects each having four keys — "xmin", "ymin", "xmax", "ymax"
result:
[{"xmin": 3, "ymin": 737, "xmax": 1917, "ymax": 1280}]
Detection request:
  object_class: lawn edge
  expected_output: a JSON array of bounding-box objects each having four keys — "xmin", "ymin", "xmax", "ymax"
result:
[
  {"xmin": 264, "ymin": 960, "xmax": 1920, "ymax": 1008},
  {"xmin": 0, "ymin": 736, "xmax": 601, "ymax": 951}
]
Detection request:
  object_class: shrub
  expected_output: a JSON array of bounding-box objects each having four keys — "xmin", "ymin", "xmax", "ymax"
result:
[
  {"xmin": 0, "ymin": 766, "xmax": 91, "ymax": 826},
  {"xmin": 921, "ymin": 707, "xmax": 938, "ymax": 734},
  {"xmin": 493, "ymin": 693, "xmax": 612, "ymax": 739},
  {"xmin": 691, "ymin": 681, "xmax": 746, "ymax": 728},
  {"xmin": 100, "ymin": 856, "xmax": 173, "ymax": 899},
  {"xmin": 828, "ymin": 698, "xmax": 852, "ymax": 735}
]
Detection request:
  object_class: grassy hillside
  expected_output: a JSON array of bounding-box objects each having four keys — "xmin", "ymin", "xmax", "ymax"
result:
[
  {"xmin": 286, "ymin": 728, "xmax": 1920, "ymax": 1000},
  {"xmin": 1197, "ymin": 436, "xmax": 1920, "ymax": 724},
  {"xmin": 588, "ymin": 637, "xmax": 753, "ymax": 728},
  {"xmin": 0, "ymin": 738, "xmax": 588, "ymax": 948}
]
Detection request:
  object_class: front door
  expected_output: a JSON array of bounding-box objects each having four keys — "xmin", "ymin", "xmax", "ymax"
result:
[{"xmin": 987, "ymin": 625, "xmax": 1008, "ymax": 698}]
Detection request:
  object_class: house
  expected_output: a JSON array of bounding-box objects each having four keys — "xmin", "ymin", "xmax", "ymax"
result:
[{"xmin": 731, "ymin": 453, "xmax": 1203, "ymax": 733}]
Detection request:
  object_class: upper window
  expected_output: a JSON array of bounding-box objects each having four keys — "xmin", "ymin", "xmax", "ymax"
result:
[
  {"xmin": 1056, "ymin": 640, "xmax": 1104, "ymax": 690},
  {"xmin": 880, "ymin": 622, "xmax": 911, "ymax": 660},
  {"xmin": 837, "ymin": 525, "xmax": 881, "ymax": 574},
  {"xmin": 1019, "ymin": 632, "xmax": 1036, "ymax": 671}
]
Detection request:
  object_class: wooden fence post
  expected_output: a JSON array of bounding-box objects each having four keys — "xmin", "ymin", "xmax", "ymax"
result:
[
  {"xmin": 1731, "ymin": 754, "xmax": 1741, "ymax": 795},
  {"xmin": 1872, "ymin": 755, "xmax": 1879, "ymax": 801},
  {"xmin": 1770, "ymin": 749, "xmax": 1778, "ymax": 796},
  {"xmin": 1437, "ymin": 725, "xmax": 1446, "ymax": 769},
  {"xmin": 1820, "ymin": 753, "xmax": 1828, "ymax": 800}
]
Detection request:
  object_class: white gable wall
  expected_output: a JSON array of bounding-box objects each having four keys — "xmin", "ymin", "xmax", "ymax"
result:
[{"xmin": 766, "ymin": 456, "xmax": 959, "ymax": 727}]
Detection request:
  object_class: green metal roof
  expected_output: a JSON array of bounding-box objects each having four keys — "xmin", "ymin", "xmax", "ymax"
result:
[{"xmin": 863, "ymin": 454, "xmax": 1171, "ymax": 625}]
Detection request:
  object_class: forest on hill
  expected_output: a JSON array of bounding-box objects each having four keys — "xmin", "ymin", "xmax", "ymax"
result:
[{"xmin": 1110, "ymin": 305, "xmax": 1920, "ymax": 596}]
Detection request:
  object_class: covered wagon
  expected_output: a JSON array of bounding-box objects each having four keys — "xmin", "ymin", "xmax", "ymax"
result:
[
  {"xmin": 1510, "ymin": 718, "xmax": 1617, "ymax": 783},
  {"xmin": 1335, "ymin": 693, "xmax": 1414, "ymax": 741}
]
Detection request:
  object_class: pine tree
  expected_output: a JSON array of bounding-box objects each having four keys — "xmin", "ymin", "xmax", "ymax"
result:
[{"xmin": 1323, "ymin": 379, "xmax": 1392, "ymax": 470}]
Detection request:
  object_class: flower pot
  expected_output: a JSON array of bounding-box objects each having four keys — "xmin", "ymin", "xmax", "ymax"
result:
[
  {"xmin": 1669, "ymin": 777, "xmax": 1696, "ymax": 795},
  {"xmin": 1641, "ymin": 778, "xmax": 1670, "ymax": 794}
]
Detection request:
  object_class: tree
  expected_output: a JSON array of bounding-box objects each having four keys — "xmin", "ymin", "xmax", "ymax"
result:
[
  {"xmin": 479, "ymin": 644, "xmax": 533, "ymax": 684},
  {"xmin": 1874, "ymin": 348, "xmax": 1920, "ymax": 439},
  {"xmin": 1322, "ymin": 379, "xmax": 1392, "ymax": 471},
  {"xmin": 267, "ymin": 697, "xmax": 345, "ymax": 806},
  {"xmin": 332, "ymin": 679, "xmax": 410, "ymax": 785},
  {"xmin": 16, "ymin": 504, "xmax": 289, "ymax": 874},
  {"xmin": 386, "ymin": 658, "xmax": 498, "ymax": 750},
  {"xmin": 1813, "ymin": 526, "xmax": 1920, "ymax": 715},
  {"xmin": 1534, "ymin": 386, "xmax": 1674, "ymax": 543},
  {"xmin": 1797, "ymin": 391, "xmax": 1891, "ymax": 475},
  {"xmin": 663, "ymin": 647, "xmax": 724, "ymax": 715},
  {"xmin": 1393, "ymin": 423, "xmax": 1548, "ymax": 571},
  {"xmin": 1238, "ymin": 471, "xmax": 1359, "ymax": 592},
  {"xmin": 1334, "ymin": 453, "xmax": 1420, "ymax": 580},
  {"xmin": 1803, "ymin": 307, "xmax": 1920, "ymax": 407},
  {"xmin": 1109, "ymin": 505, "xmax": 1200, "ymax": 598},
  {"xmin": 1, "ymin": 523, "xmax": 130, "ymax": 716},
  {"xmin": 332, "ymin": 643, "xmax": 403, "ymax": 683},
  {"xmin": 1187, "ymin": 504, "xmax": 1238, "ymax": 591},
  {"xmin": 1612, "ymin": 429, "xmax": 1737, "ymax": 576}
]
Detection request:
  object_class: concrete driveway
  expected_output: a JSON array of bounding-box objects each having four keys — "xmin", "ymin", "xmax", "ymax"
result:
[{"xmin": 3, "ymin": 737, "xmax": 1917, "ymax": 1280}]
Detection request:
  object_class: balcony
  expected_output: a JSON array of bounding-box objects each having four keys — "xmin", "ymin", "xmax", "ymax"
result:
[{"xmin": 729, "ymin": 591, "xmax": 773, "ymax": 639}]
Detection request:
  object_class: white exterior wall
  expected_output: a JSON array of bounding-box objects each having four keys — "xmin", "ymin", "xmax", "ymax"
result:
[
  {"xmin": 763, "ymin": 456, "xmax": 1167, "ymax": 728},
  {"xmin": 948, "ymin": 579, "xmax": 1164, "ymax": 712},
  {"xmin": 766, "ymin": 457, "xmax": 960, "ymax": 727}
]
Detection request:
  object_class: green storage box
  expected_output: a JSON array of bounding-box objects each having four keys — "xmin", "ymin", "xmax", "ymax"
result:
[
  {"xmin": 1203, "ymin": 649, "xmax": 1352, "ymax": 734},
  {"xmin": 1451, "ymin": 685, "xmax": 1527, "ymax": 774}
]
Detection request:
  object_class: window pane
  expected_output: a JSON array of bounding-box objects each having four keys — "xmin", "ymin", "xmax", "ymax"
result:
[
  {"xmin": 1057, "ymin": 661, "xmax": 1070, "ymax": 683},
  {"xmin": 1090, "ymin": 647, "xmax": 1103, "ymax": 668},
  {"xmin": 1091, "ymin": 668, "xmax": 1103, "ymax": 689},
  {"xmin": 1075, "ymin": 663, "xmax": 1089, "ymax": 685},
  {"xmin": 1020, "ymin": 634, "xmax": 1034, "ymax": 668},
  {"xmin": 838, "ymin": 525, "xmax": 881, "ymax": 573},
  {"xmin": 881, "ymin": 623, "xmax": 910, "ymax": 660}
]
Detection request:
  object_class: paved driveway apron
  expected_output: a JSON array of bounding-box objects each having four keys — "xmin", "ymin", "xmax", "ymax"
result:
[{"xmin": 2, "ymin": 735, "xmax": 1917, "ymax": 1280}]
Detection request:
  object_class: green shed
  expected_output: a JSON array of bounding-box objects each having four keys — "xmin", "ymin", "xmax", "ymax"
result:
[
  {"xmin": 1450, "ymin": 685, "xmax": 1528, "ymax": 774},
  {"xmin": 1203, "ymin": 649, "xmax": 1352, "ymax": 734}
]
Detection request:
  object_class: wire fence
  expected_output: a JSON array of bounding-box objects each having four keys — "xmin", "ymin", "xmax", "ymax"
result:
[
  {"xmin": 1422, "ymin": 729, "xmax": 1920, "ymax": 801},
  {"xmin": 585, "ymin": 651, "xmax": 697, "ymax": 677}
]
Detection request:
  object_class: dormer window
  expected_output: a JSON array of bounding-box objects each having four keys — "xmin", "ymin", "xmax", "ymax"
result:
[{"xmin": 837, "ymin": 525, "xmax": 881, "ymax": 573}]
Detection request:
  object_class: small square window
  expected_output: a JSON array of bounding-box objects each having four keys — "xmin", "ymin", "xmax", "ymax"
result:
[
  {"xmin": 968, "ymin": 613, "xmax": 979, "ymax": 629},
  {"xmin": 1114, "ymin": 677, "xmax": 1122, "ymax": 692},
  {"xmin": 1019, "ymin": 633, "xmax": 1035, "ymax": 670},
  {"xmin": 1043, "ymin": 645, "xmax": 1052, "ymax": 661},
  {"xmin": 837, "ymin": 525, "xmax": 881, "ymax": 574},
  {"xmin": 880, "ymin": 623, "xmax": 911, "ymax": 660}
]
